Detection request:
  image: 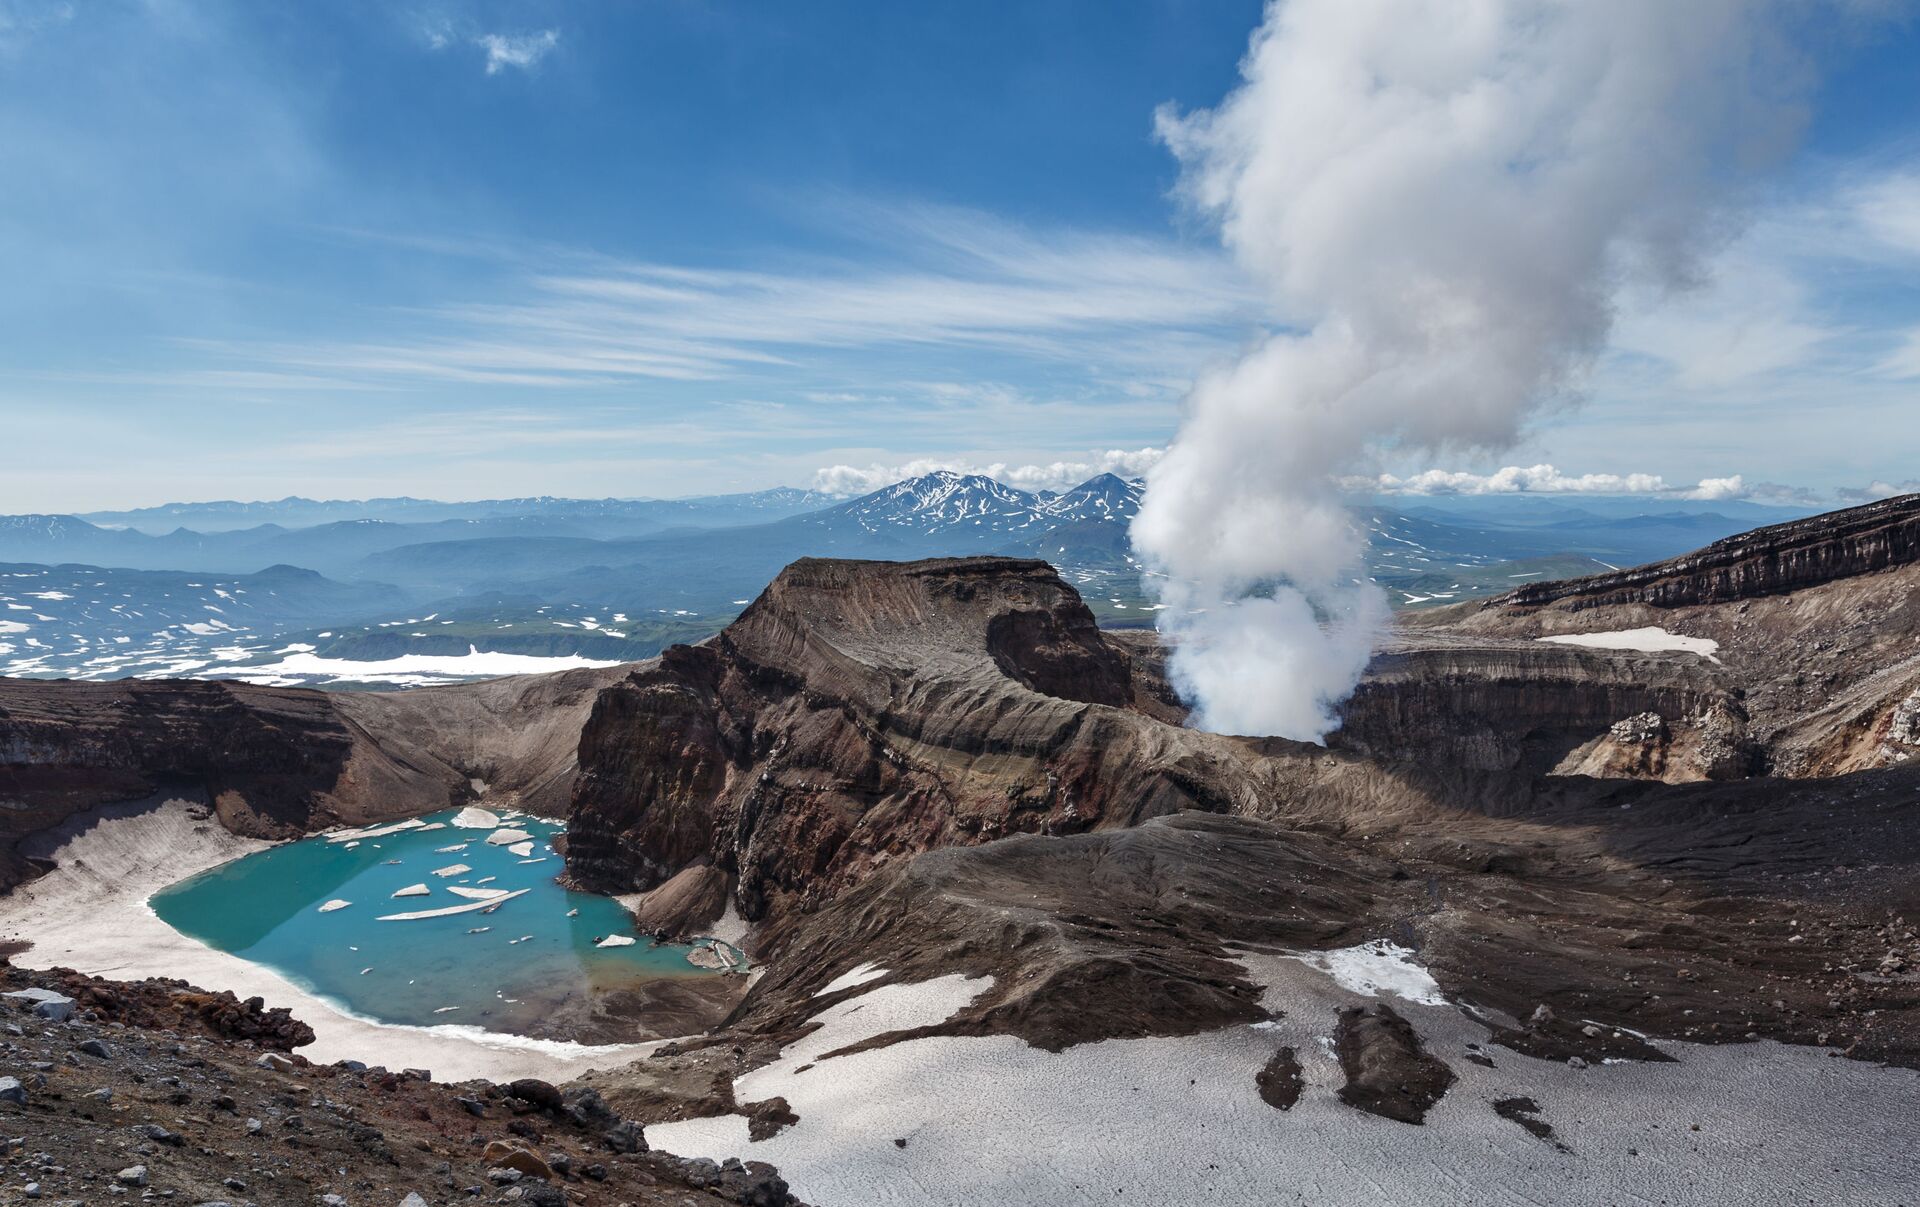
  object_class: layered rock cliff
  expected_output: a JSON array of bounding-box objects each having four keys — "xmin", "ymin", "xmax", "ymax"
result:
[
  {"xmin": 1357, "ymin": 493, "xmax": 1920, "ymax": 779},
  {"xmin": 564, "ymin": 558, "xmax": 1232, "ymax": 925},
  {"xmin": 0, "ymin": 664, "xmax": 630, "ymax": 889},
  {"xmin": 1492, "ymin": 492, "xmax": 1920, "ymax": 611}
]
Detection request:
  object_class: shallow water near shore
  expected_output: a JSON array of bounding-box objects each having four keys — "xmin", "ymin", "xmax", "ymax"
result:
[{"xmin": 151, "ymin": 808, "xmax": 724, "ymax": 1038}]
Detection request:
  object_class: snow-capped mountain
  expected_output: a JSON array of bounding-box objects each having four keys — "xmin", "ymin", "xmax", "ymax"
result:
[
  {"xmin": 804, "ymin": 470, "xmax": 1142, "ymax": 541},
  {"xmin": 817, "ymin": 472, "xmax": 1052, "ymax": 537},
  {"xmin": 1037, "ymin": 473, "xmax": 1145, "ymax": 524}
]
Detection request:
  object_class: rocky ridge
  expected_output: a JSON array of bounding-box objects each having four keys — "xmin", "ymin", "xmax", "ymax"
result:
[
  {"xmin": 0, "ymin": 962, "xmax": 803, "ymax": 1207},
  {"xmin": 0, "ymin": 665, "xmax": 630, "ymax": 890},
  {"xmin": 1347, "ymin": 492, "xmax": 1920, "ymax": 779}
]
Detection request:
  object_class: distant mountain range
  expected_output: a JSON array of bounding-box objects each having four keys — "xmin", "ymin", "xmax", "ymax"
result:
[
  {"xmin": 74, "ymin": 488, "xmax": 843, "ymax": 534},
  {"xmin": 0, "ymin": 473, "xmax": 1813, "ymax": 685}
]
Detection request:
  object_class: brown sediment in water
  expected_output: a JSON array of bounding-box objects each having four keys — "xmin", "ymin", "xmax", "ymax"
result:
[{"xmin": 464, "ymin": 960, "xmax": 748, "ymax": 1046}]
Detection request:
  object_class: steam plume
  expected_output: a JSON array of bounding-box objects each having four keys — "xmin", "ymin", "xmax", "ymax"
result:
[{"xmin": 1132, "ymin": 0, "xmax": 1815, "ymax": 738}]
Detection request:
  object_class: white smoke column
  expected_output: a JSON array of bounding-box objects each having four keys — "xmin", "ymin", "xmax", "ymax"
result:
[{"xmin": 1132, "ymin": 0, "xmax": 1812, "ymax": 738}]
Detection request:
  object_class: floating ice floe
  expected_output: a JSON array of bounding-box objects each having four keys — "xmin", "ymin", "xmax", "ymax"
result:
[
  {"xmin": 486, "ymin": 829, "xmax": 533, "ymax": 847},
  {"xmin": 566, "ymin": 908, "xmax": 579, "ymax": 918},
  {"xmin": 434, "ymin": 844, "xmax": 469, "ymax": 854},
  {"xmin": 517, "ymin": 858, "xmax": 548, "ymax": 865},
  {"xmin": 434, "ymin": 1006, "xmax": 460, "ymax": 1013},
  {"xmin": 327, "ymin": 818, "xmax": 428, "ymax": 844},
  {"xmin": 377, "ymin": 888, "xmax": 530, "ymax": 922},
  {"xmin": 595, "ymin": 935, "xmax": 636, "ymax": 948},
  {"xmin": 507, "ymin": 841, "xmax": 535, "ymax": 857},
  {"xmin": 476, "ymin": 876, "xmax": 497, "ymax": 885},
  {"xmin": 451, "ymin": 806, "xmax": 501, "ymax": 830},
  {"xmin": 391, "ymin": 884, "xmax": 430, "ymax": 898},
  {"xmin": 432, "ymin": 864, "xmax": 471, "ymax": 878},
  {"xmin": 447, "ymin": 886, "xmax": 510, "ymax": 901},
  {"xmin": 318, "ymin": 900, "xmax": 352, "ymax": 913}
]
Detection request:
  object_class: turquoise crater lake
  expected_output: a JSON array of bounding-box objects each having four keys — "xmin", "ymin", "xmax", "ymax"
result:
[{"xmin": 151, "ymin": 808, "xmax": 738, "ymax": 1044}]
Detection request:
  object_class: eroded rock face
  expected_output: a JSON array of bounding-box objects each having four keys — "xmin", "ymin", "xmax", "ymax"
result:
[
  {"xmin": 564, "ymin": 558, "xmax": 1198, "ymax": 925},
  {"xmin": 1497, "ymin": 493, "xmax": 1920, "ymax": 612},
  {"xmin": 1360, "ymin": 493, "xmax": 1920, "ymax": 780},
  {"xmin": 0, "ymin": 664, "xmax": 631, "ymax": 889},
  {"xmin": 0, "ymin": 680, "xmax": 361, "ymax": 888},
  {"xmin": 1888, "ymin": 690, "xmax": 1920, "ymax": 753},
  {"xmin": 1334, "ymin": 644, "xmax": 1728, "ymax": 775}
]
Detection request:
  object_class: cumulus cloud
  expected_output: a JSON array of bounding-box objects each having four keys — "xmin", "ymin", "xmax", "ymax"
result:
[
  {"xmin": 1131, "ymin": 0, "xmax": 1822, "ymax": 740},
  {"xmin": 1346, "ymin": 464, "xmax": 1825, "ymax": 504},
  {"xmin": 1357, "ymin": 465, "xmax": 1671, "ymax": 497},
  {"xmin": 811, "ymin": 448, "xmax": 1163, "ymax": 497},
  {"xmin": 478, "ymin": 29, "xmax": 558, "ymax": 75}
]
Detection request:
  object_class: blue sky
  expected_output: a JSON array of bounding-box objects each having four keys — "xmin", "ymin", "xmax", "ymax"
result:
[{"xmin": 2, "ymin": 0, "xmax": 1918, "ymax": 511}]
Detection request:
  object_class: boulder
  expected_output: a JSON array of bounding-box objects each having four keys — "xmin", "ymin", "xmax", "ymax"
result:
[
  {"xmin": 3, "ymin": 989, "xmax": 75, "ymax": 1023},
  {"xmin": 483, "ymin": 1139, "xmax": 553, "ymax": 1180},
  {"xmin": 506, "ymin": 1078, "xmax": 564, "ymax": 1111}
]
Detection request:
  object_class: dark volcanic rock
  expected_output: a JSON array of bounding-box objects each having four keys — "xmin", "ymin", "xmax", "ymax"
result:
[
  {"xmin": 745, "ymin": 1095, "xmax": 800, "ymax": 1141},
  {"xmin": 1333, "ymin": 1003, "xmax": 1455, "ymax": 1124},
  {"xmin": 13, "ymin": 964, "xmax": 315, "ymax": 1050},
  {"xmin": 1494, "ymin": 1096, "xmax": 1569, "ymax": 1150},
  {"xmin": 1254, "ymin": 1046, "xmax": 1303, "ymax": 1110},
  {"xmin": 1334, "ymin": 642, "xmax": 1729, "ymax": 775}
]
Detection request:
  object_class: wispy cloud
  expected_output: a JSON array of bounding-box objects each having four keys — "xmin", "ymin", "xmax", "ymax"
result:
[
  {"xmin": 180, "ymin": 206, "xmax": 1260, "ymax": 394},
  {"xmin": 477, "ymin": 29, "xmax": 559, "ymax": 75}
]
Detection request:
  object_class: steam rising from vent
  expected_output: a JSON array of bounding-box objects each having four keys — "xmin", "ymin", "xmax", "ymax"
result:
[{"xmin": 1132, "ymin": 0, "xmax": 1817, "ymax": 739}]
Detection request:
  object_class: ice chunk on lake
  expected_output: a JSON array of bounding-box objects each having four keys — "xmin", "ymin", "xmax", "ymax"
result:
[
  {"xmin": 327, "ymin": 818, "xmax": 427, "ymax": 843},
  {"xmin": 595, "ymin": 935, "xmax": 637, "ymax": 948},
  {"xmin": 391, "ymin": 884, "xmax": 430, "ymax": 898},
  {"xmin": 507, "ymin": 841, "xmax": 535, "ymax": 857},
  {"xmin": 447, "ymin": 886, "xmax": 510, "ymax": 900},
  {"xmin": 486, "ymin": 829, "xmax": 533, "ymax": 846},
  {"xmin": 452, "ymin": 806, "xmax": 501, "ymax": 829},
  {"xmin": 431, "ymin": 863, "xmax": 471, "ymax": 878},
  {"xmin": 318, "ymin": 900, "xmax": 352, "ymax": 913},
  {"xmin": 377, "ymin": 888, "xmax": 530, "ymax": 921}
]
